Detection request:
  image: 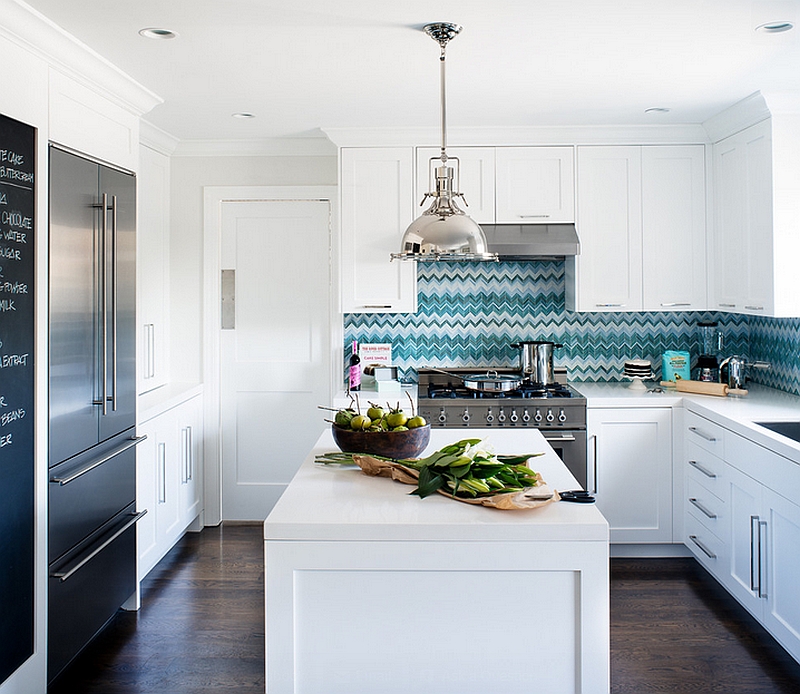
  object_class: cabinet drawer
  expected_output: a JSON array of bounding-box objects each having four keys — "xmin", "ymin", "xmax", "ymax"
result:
[
  {"xmin": 684, "ymin": 512, "xmax": 726, "ymax": 578},
  {"xmin": 685, "ymin": 440, "xmax": 726, "ymax": 500},
  {"xmin": 685, "ymin": 475, "xmax": 726, "ymax": 534},
  {"xmin": 685, "ymin": 411, "xmax": 725, "ymax": 457}
]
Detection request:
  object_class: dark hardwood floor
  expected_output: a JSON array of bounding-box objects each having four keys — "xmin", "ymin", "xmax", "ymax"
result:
[{"xmin": 49, "ymin": 525, "xmax": 800, "ymax": 693}]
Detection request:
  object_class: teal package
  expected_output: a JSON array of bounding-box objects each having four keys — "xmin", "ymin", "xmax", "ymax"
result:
[{"xmin": 662, "ymin": 350, "xmax": 691, "ymax": 382}]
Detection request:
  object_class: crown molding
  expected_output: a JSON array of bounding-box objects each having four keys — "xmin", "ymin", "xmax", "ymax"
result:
[
  {"xmin": 701, "ymin": 91, "xmax": 771, "ymax": 143},
  {"xmin": 140, "ymin": 120, "xmax": 180, "ymax": 155},
  {"xmin": 172, "ymin": 137, "xmax": 337, "ymax": 157},
  {"xmin": 0, "ymin": 0, "xmax": 162, "ymax": 116},
  {"xmin": 322, "ymin": 123, "xmax": 711, "ymax": 148}
]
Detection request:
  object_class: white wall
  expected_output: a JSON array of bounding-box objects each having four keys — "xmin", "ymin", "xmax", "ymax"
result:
[{"xmin": 168, "ymin": 154, "xmax": 337, "ymax": 383}]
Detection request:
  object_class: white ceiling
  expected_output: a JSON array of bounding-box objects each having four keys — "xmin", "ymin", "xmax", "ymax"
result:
[{"xmin": 22, "ymin": 0, "xmax": 800, "ymax": 143}]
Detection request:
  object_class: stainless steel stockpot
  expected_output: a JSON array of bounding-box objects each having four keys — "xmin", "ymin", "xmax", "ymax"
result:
[{"xmin": 512, "ymin": 341, "xmax": 564, "ymax": 385}]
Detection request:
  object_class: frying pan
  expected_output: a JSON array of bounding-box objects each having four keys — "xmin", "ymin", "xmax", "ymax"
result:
[{"xmin": 427, "ymin": 368, "xmax": 523, "ymax": 393}]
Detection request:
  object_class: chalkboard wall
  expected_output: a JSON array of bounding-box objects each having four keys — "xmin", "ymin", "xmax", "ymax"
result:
[{"xmin": 0, "ymin": 113, "xmax": 35, "ymax": 685}]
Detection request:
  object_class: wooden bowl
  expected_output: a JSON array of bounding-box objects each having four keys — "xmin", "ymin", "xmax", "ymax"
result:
[{"xmin": 331, "ymin": 424, "xmax": 431, "ymax": 460}]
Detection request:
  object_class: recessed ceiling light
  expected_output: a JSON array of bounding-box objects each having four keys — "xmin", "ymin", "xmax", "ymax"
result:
[
  {"xmin": 138, "ymin": 27, "xmax": 178, "ymax": 40},
  {"xmin": 645, "ymin": 107, "xmax": 671, "ymax": 114},
  {"xmin": 232, "ymin": 112, "xmax": 256, "ymax": 119},
  {"xmin": 755, "ymin": 21, "xmax": 794, "ymax": 33}
]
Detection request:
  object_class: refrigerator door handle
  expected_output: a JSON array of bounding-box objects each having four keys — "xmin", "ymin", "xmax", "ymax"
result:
[
  {"xmin": 49, "ymin": 435, "xmax": 147, "ymax": 486},
  {"xmin": 111, "ymin": 194, "xmax": 118, "ymax": 412},
  {"xmin": 50, "ymin": 510, "xmax": 147, "ymax": 582},
  {"xmin": 93, "ymin": 193, "xmax": 109, "ymax": 415}
]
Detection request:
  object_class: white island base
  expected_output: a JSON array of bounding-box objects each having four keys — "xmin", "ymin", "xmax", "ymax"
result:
[{"xmin": 264, "ymin": 429, "xmax": 610, "ymax": 694}]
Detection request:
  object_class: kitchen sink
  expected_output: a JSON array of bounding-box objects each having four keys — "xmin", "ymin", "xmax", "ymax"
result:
[{"xmin": 754, "ymin": 421, "xmax": 800, "ymax": 444}]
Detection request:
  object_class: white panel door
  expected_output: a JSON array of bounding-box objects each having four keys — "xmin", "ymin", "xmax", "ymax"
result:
[{"xmin": 220, "ymin": 200, "xmax": 331, "ymax": 520}]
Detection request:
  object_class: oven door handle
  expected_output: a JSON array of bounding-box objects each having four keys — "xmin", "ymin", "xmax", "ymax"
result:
[{"xmin": 542, "ymin": 433, "xmax": 577, "ymax": 442}]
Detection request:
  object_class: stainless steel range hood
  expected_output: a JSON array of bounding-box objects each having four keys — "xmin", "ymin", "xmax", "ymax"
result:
[{"xmin": 481, "ymin": 223, "xmax": 580, "ymax": 259}]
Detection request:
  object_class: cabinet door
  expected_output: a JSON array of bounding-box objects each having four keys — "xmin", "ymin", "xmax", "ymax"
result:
[
  {"xmin": 641, "ymin": 145, "xmax": 707, "ymax": 311},
  {"xmin": 762, "ymin": 487, "xmax": 800, "ymax": 662},
  {"xmin": 570, "ymin": 146, "xmax": 642, "ymax": 311},
  {"xmin": 137, "ymin": 144, "xmax": 170, "ymax": 393},
  {"xmin": 416, "ymin": 147, "xmax": 495, "ymax": 223},
  {"xmin": 711, "ymin": 121, "xmax": 774, "ymax": 315},
  {"xmin": 588, "ymin": 407, "xmax": 672, "ymax": 543},
  {"xmin": 340, "ymin": 148, "xmax": 416, "ymax": 313},
  {"xmin": 135, "ymin": 419, "xmax": 159, "ymax": 581},
  {"xmin": 724, "ymin": 463, "xmax": 764, "ymax": 616},
  {"xmin": 495, "ymin": 147, "xmax": 575, "ymax": 223}
]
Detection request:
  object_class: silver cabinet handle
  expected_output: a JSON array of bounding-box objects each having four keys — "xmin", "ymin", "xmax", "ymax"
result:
[
  {"xmin": 689, "ymin": 497, "xmax": 717, "ymax": 519},
  {"xmin": 758, "ymin": 519, "xmax": 768, "ymax": 599},
  {"xmin": 688, "ymin": 426, "xmax": 717, "ymax": 442},
  {"xmin": 50, "ymin": 435, "xmax": 147, "ymax": 485},
  {"xmin": 158, "ymin": 442, "xmax": 167, "ymax": 503},
  {"xmin": 660, "ymin": 302, "xmax": 691, "ymax": 307},
  {"xmin": 750, "ymin": 515, "xmax": 760, "ymax": 594},
  {"xmin": 595, "ymin": 303, "xmax": 625, "ymax": 308},
  {"xmin": 688, "ymin": 459, "xmax": 717, "ymax": 479},
  {"xmin": 187, "ymin": 425, "xmax": 193, "ymax": 481},
  {"xmin": 181, "ymin": 425, "xmax": 194, "ymax": 483},
  {"xmin": 518, "ymin": 214, "xmax": 550, "ymax": 218},
  {"xmin": 718, "ymin": 303, "xmax": 736, "ymax": 308},
  {"xmin": 50, "ymin": 510, "xmax": 147, "ymax": 582},
  {"xmin": 689, "ymin": 534, "xmax": 716, "ymax": 559},
  {"xmin": 589, "ymin": 434, "xmax": 598, "ymax": 495},
  {"xmin": 745, "ymin": 305, "xmax": 764, "ymax": 311},
  {"xmin": 362, "ymin": 305, "xmax": 393, "ymax": 309}
]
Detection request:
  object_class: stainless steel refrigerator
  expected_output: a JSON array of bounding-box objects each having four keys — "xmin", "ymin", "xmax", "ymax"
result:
[{"xmin": 47, "ymin": 145, "xmax": 145, "ymax": 683}]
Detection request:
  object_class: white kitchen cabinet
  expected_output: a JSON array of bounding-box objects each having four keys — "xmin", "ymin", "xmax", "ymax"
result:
[
  {"xmin": 340, "ymin": 147, "xmax": 416, "ymax": 313},
  {"xmin": 415, "ymin": 147, "xmax": 495, "ymax": 223},
  {"xmin": 711, "ymin": 120, "xmax": 774, "ymax": 315},
  {"xmin": 137, "ymin": 393, "xmax": 204, "ymax": 581},
  {"xmin": 587, "ymin": 406, "xmax": 673, "ymax": 543},
  {"xmin": 568, "ymin": 146, "xmax": 642, "ymax": 311},
  {"xmin": 495, "ymin": 146, "xmax": 575, "ymax": 223},
  {"xmin": 722, "ymin": 432, "xmax": 800, "ymax": 663},
  {"xmin": 137, "ymin": 144, "xmax": 170, "ymax": 393},
  {"xmin": 567, "ymin": 145, "xmax": 706, "ymax": 312}
]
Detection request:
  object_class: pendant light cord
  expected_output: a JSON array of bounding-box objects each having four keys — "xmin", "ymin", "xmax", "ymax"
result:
[{"xmin": 439, "ymin": 44, "xmax": 448, "ymax": 163}]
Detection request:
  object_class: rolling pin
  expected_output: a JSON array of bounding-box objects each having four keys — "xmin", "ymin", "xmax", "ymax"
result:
[{"xmin": 675, "ymin": 380, "xmax": 729, "ymax": 397}]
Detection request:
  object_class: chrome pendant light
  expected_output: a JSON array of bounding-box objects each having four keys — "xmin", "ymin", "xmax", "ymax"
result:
[{"xmin": 392, "ymin": 23, "xmax": 497, "ymax": 262}]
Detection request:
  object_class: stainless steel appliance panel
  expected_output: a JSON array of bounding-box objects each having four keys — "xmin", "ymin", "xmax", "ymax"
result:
[
  {"xmin": 48, "ymin": 503, "xmax": 141, "ymax": 682},
  {"xmin": 542, "ymin": 430, "xmax": 587, "ymax": 488},
  {"xmin": 48, "ymin": 148, "xmax": 102, "ymax": 466},
  {"xmin": 48, "ymin": 428, "xmax": 137, "ymax": 564}
]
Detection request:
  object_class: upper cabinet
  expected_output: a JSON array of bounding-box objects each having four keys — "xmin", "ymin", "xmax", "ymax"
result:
[
  {"xmin": 710, "ymin": 119, "xmax": 800, "ymax": 317},
  {"xmin": 567, "ymin": 144, "xmax": 706, "ymax": 312},
  {"xmin": 340, "ymin": 148, "xmax": 417, "ymax": 314},
  {"xmin": 415, "ymin": 146, "xmax": 575, "ymax": 225},
  {"xmin": 495, "ymin": 146, "xmax": 575, "ymax": 223}
]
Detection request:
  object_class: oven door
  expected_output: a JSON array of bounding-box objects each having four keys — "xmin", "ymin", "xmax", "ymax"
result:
[{"xmin": 542, "ymin": 429, "xmax": 587, "ymax": 489}]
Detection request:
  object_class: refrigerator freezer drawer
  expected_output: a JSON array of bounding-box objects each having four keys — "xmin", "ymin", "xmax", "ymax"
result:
[
  {"xmin": 48, "ymin": 428, "xmax": 141, "ymax": 564},
  {"xmin": 48, "ymin": 503, "xmax": 143, "ymax": 684}
]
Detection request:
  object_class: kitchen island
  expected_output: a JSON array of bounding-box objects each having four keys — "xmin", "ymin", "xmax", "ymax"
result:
[{"xmin": 263, "ymin": 428, "xmax": 609, "ymax": 694}]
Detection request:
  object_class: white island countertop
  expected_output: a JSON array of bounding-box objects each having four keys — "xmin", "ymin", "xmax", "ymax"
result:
[{"xmin": 264, "ymin": 427, "xmax": 608, "ymax": 543}]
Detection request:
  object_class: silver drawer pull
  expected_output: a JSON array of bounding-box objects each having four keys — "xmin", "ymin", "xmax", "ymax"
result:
[
  {"xmin": 50, "ymin": 435, "xmax": 147, "ymax": 486},
  {"xmin": 542, "ymin": 433, "xmax": 577, "ymax": 442},
  {"xmin": 50, "ymin": 510, "xmax": 147, "ymax": 582},
  {"xmin": 689, "ymin": 497, "xmax": 717, "ymax": 519},
  {"xmin": 518, "ymin": 214, "xmax": 550, "ymax": 218},
  {"xmin": 660, "ymin": 302, "xmax": 691, "ymax": 307},
  {"xmin": 688, "ymin": 426, "xmax": 717, "ymax": 443},
  {"xmin": 689, "ymin": 534, "xmax": 716, "ymax": 559},
  {"xmin": 688, "ymin": 459, "xmax": 717, "ymax": 479},
  {"xmin": 744, "ymin": 305, "xmax": 764, "ymax": 311},
  {"xmin": 595, "ymin": 303, "xmax": 625, "ymax": 308}
]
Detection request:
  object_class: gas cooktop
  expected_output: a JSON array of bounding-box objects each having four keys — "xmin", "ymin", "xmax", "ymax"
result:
[{"xmin": 417, "ymin": 367, "xmax": 584, "ymax": 402}]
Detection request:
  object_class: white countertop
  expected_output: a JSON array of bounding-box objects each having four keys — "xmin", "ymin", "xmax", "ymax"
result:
[
  {"xmin": 264, "ymin": 428, "xmax": 609, "ymax": 543},
  {"xmin": 574, "ymin": 381, "xmax": 800, "ymax": 465}
]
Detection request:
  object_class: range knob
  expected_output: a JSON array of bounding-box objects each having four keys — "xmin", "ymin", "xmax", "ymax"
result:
[
  {"xmin": 485, "ymin": 409, "xmax": 495, "ymax": 424},
  {"xmin": 438, "ymin": 408, "xmax": 447, "ymax": 424},
  {"xmin": 462, "ymin": 409, "xmax": 471, "ymax": 423},
  {"xmin": 509, "ymin": 409, "xmax": 519, "ymax": 423},
  {"xmin": 522, "ymin": 409, "xmax": 531, "ymax": 423},
  {"xmin": 498, "ymin": 409, "xmax": 507, "ymax": 423},
  {"xmin": 534, "ymin": 408, "xmax": 543, "ymax": 423},
  {"xmin": 546, "ymin": 408, "xmax": 555, "ymax": 423},
  {"xmin": 558, "ymin": 409, "xmax": 568, "ymax": 423}
]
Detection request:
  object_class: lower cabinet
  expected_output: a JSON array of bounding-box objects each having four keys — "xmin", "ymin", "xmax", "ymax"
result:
[
  {"xmin": 587, "ymin": 406, "xmax": 673, "ymax": 543},
  {"xmin": 683, "ymin": 411, "xmax": 800, "ymax": 664},
  {"xmin": 137, "ymin": 393, "xmax": 203, "ymax": 581}
]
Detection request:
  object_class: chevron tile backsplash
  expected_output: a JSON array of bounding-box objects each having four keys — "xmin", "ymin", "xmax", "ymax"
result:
[{"xmin": 344, "ymin": 261, "xmax": 800, "ymax": 395}]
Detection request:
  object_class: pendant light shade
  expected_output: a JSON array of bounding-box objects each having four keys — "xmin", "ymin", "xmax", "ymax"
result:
[{"xmin": 392, "ymin": 23, "xmax": 497, "ymax": 263}]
